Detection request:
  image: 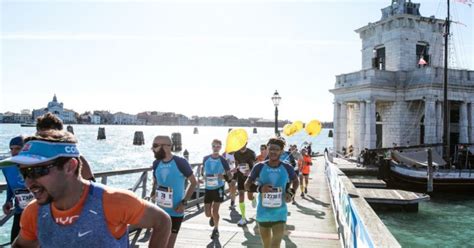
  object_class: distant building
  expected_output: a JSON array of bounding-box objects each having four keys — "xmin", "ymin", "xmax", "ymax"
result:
[
  {"xmin": 32, "ymin": 95, "xmax": 77, "ymax": 123},
  {"xmin": 112, "ymin": 112, "xmax": 137, "ymax": 125},
  {"xmin": 1, "ymin": 111, "xmax": 32, "ymax": 123},
  {"xmin": 91, "ymin": 115, "xmax": 101, "ymax": 124}
]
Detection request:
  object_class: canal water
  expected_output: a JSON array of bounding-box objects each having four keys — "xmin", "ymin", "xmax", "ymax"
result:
[{"xmin": 0, "ymin": 124, "xmax": 472, "ymax": 247}]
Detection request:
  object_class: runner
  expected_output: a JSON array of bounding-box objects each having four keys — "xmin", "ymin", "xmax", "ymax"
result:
[
  {"xmin": 245, "ymin": 137, "xmax": 299, "ymax": 248},
  {"xmin": 278, "ymin": 144, "xmax": 298, "ymax": 204},
  {"xmin": 2, "ymin": 130, "xmax": 171, "ymax": 248},
  {"xmin": 233, "ymin": 143, "xmax": 256, "ymax": 226},
  {"xmin": 1, "ymin": 136, "xmax": 34, "ymax": 244},
  {"xmin": 256, "ymin": 144, "xmax": 268, "ymax": 162},
  {"xmin": 201, "ymin": 139, "xmax": 232, "ymax": 239},
  {"xmin": 222, "ymin": 151, "xmax": 237, "ymax": 208},
  {"xmin": 298, "ymin": 148, "xmax": 313, "ymax": 197},
  {"xmin": 151, "ymin": 135, "xmax": 197, "ymax": 248}
]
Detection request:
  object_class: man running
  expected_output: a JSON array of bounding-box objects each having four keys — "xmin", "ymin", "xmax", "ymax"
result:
[
  {"xmin": 233, "ymin": 143, "xmax": 256, "ymax": 226},
  {"xmin": 201, "ymin": 139, "xmax": 232, "ymax": 239},
  {"xmin": 245, "ymin": 137, "xmax": 299, "ymax": 248},
  {"xmin": 151, "ymin": 135, "xmax": 197, "ymax": 248},
  {"xmin": 1, "ymin": 136, "xmax": 33, "ymax": 244},
  {"xmin": 2, "ymin": 130, "xmax": 171, "ymax": 248},
  {"xmin": 222, "ymin": 151, "xmax": 237, "ymax": 208},
  {"xmin": 298, "ymin": 148, "xmax": 313, "ymax": 197},
  {"xmin": 256, "ymin": 144, "xmax": 268, "ymax": 162}
]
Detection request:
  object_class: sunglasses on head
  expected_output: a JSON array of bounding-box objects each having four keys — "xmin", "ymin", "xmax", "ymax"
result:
[{"xmin": 20, "ymin": 160, "xmax": 63, "ymax": 179}]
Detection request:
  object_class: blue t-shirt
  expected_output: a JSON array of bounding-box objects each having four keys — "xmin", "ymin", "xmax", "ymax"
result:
[
  {"xmin": 249, "ymin": 161, "xmax": 297, "ymax": 223},
  {"xmin": 152, "ymin": 156, "xmax": 193, "ymax": 217},
  {"xmin": 202, "ymin": 155, "xmax": 230, "ymax": 190},
  {"xmin": 2, "ymin": 165, "xmax": 32, "ymax": 214}
]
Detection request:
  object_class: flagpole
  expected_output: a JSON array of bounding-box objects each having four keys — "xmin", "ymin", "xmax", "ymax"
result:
[{"xmin": 443, "ymin": 0, "xmax": 450, "ymax": 165}]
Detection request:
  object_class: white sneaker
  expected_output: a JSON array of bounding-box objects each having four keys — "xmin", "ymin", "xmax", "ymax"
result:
[
  {"xmin": 251, "ymin": 198, "xmax": 257, "ymax": 208},
  {"xmin": 238, "ymin": 218, "xmax": 247, "ymax": 226}
]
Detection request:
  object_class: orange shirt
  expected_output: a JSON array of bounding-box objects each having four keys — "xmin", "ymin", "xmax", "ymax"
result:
[
  {"xmin": 256, "ymin": 154, "xmax": 266, "ymax": 162},
  {"xmin": 20, "ymin": 184, "xmax": 147, "ymax": 241},
  {"xmin": 299, "ymin": 155, "xmax": 312, "ymax": 175}
]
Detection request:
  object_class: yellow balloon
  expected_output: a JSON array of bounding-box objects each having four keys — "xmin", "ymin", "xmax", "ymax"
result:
[
  {"xmin": 305, "ymin": 119, "xmax": 322, "ymax": 137},
  {"xmin": 293, "ymin": 121, "xmax": 304, "ymax": 132},
  {"xmin": 225, "ymin": 128, "xmax": 248, "ymax": 153},
  {"xmin": 283, "ymin": 124, "xmax": 293, "ymax": 136}
]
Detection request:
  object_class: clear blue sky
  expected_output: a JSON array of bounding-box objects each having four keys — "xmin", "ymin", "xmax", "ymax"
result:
[{"xmin": 1, "ymin": 0, "xmax": 472, "ymax": 122}]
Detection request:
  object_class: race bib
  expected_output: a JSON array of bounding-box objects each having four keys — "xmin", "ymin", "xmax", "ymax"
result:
[
  {"xmin": 239, "ymin": 163, "xmax": 250, "ymax": 174},
  {"xmin": 14, "ymin": 189, "xmax": 34, "ymax": 209},
  {"xmin": 156, "ymin": 186, "xmax": 173, "ymax": 208},
  {"xmin": 262, "ymin": 187, "xmax": 282, "ymax": 208},
  {"xmin": 206, "ymin": 174, "xmax": 219, "ymax": 187}
]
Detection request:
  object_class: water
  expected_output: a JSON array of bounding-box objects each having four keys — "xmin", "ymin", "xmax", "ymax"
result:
[
  {"xmin": 0, "ymin": 124, "xmax": 331, "ymax": 244},
  {"xmin": 2, "ymin": 124, "xmax": 472, "ymax": 247}
]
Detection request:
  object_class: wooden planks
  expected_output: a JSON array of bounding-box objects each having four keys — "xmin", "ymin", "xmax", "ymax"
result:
[
  {"xmin": 356, "ymin": 188, "xmax": 430, "ymax": 204},
  {"xmin": 351, "ymin": 178, "xmax": 387, "ymax": 188}
]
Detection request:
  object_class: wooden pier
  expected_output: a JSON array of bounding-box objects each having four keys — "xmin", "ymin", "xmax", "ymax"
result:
[
  {"xmin": 357, "ymin": 188, "xmax": 430, "ymax": 212},
  {"xmin": 331, "ymin": 157, "xmax": 378, "ymax": 176},
  {"xmin": 133, "ymin": 157, "xmax": 340, "ymax": 247},
  {"xmin": 351, "ymin": 178, "xmax": 387, "ymax": 188}
]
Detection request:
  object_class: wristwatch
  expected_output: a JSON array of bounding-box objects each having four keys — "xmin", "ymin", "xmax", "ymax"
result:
[{"xmin": 181, "ymin": 199, "xmax": 188, "ymax": 206}]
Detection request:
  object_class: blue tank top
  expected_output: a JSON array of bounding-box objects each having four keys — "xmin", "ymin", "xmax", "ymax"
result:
[
  {"xmin": 37, "ymin": 183, "xmax": 129, "ymax": 248},
  {"xmin": 2, "ymin": 166, "xmax": 32, "ymax": 214},
  {"xmin": 202, "ymin": 155, "xmax": 228, "ymax": 190},
  {"xmin": 153, "ymin": 156, "xmax": 193, "ymax": 217},
  {"xmin": 250, "ymin": 162, "xmax": 296, "ymax": 223}
]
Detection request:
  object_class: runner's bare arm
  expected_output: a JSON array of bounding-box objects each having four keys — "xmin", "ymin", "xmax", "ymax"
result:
[
  {"xmin": 174, "ymin": 174, "xmax": 197, "ymax": 213},
  {"xmin": 136, "ymin": 202, "xmax": 172, "ymax": 248},
  {"xmin": 11, "ymin": 235, "xmax": 39, "ymax": 248}
]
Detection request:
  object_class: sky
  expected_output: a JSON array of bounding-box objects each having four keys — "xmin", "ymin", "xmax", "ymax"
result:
[{"xmin": 0, "ymin": 0, "xmax": 472, "ymax": 122}]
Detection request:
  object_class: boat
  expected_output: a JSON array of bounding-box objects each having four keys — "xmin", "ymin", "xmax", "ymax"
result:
[
  {"xmin": 382, "ymin": 0, "xmax": 474, "ymax": 192},
  {"xmin": 20, "ymin": 122, "xmax": 36, "ymax": 127}
]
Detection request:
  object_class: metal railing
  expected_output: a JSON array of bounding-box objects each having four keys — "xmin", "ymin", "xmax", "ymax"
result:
[{"xmin": 0, "ymin": 162, "xmax": 205, "ymax": 246}]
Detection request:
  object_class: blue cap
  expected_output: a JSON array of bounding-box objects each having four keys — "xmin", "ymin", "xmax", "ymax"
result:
[
  {"xmin": 0, "ymin": 140, "xmax": 80, "ymax": 167},
  {"xmin": 9, "ymin": 136, "xmax": 24, "ymax": 147}
]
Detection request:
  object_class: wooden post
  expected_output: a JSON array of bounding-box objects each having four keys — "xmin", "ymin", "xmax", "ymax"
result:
[
  {"xmin": 66, "ymin": 125, "xmax": 74, "ymax": 134},
  {"xmin": 171, "ymin": 133, "xmax": 182, "ymax": 152},
  {"xmin": 427, "ymin": 148, "xmax": 434, "ymax": 193},
  {"xmin": 183, "ymin": 149, "xmax": 189, "ymax": 161},
  {"xmin": 97, "ymin": 127, "xmax": 106, "ymax": 140},
  {"xmin": 193, "ymin": 127, "xmax": 199, "ymax": 134},
  {"xmin": 253, "ymin": 128, "xmax": 257, "ymax": 134},
  {"xmin": 133, "ymin": 131, "xmax": 145, "ymax": 145}
]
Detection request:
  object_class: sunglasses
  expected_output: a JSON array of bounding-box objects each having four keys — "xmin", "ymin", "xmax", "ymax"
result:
[
  {"xmin": 152, "ymin": 143, "xmax": 172, "ymax": 149},
  {"xmin": 20, "ymin": 162, "xmax": 59, "ymax": 180},
  {"xmin": 212, "ymin": 145, "xmax": 222, "ymax": 148}
]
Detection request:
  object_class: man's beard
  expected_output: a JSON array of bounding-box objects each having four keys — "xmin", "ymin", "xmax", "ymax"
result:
[{"xmin": 154, "ymin": 148, "xmax": 166, "ymax": 160}]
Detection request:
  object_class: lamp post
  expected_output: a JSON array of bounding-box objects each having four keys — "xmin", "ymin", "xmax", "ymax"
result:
[{"xmin": 271, "ymin": 90, "xmax": 281, "ymax": 136}]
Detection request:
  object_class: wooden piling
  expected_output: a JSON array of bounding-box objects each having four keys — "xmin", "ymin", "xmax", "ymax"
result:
[
  {"xmin": 183, "ymin": 149, "xmax": 189, "ymax": 161},
  {"xmin": 97, "ymin": 127, "xmax": 106, "ymax": 140},
  {"xmin": 133, "ymin": 131, "xmax": 145, "ymax": 145},
  {"xmin": 253, "ymin": 128, "xmax": 257, "ymax": 134},
  {"xmin": 193, "ymin": 127, "xmax": 199, "ymax": 134},
  {"xmin": 427, "ymin": 148, "xmax": 434, "ymax": 192},
  {"xmin": 171, "ymin": 133, "xmax": 182, "ymax": 152},
  {"xmin": 66, "ymin": 125, "xmax": 74, "ymax": 134}
]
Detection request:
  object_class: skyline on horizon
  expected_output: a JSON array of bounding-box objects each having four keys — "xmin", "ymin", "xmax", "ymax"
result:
[{"xmin": 1, "ymin": 0, "xmax": 472, "ymax": 122}]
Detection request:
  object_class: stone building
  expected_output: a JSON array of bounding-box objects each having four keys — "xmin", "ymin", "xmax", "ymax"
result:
[
  {"xmin": 32, "ymin": 95, "xmax": 77, "ymax": 123},
  {"xmin": 330, "ymin": 0, "xmax": 474, "ymax": 156}
]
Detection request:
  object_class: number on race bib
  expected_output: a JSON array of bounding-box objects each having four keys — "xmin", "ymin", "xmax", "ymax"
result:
[
  {"xmin": 206, "ymin": 174, "xmax": 219, "ymax": 187},
  {"xmin": 14, "ymin": 189, "xmax": 34, "ymax": 210},
  {"xmin": 156, "ymin": 186, "xmax": 173, "ymax": 208},
  {"xmin": 262, "ymin": 187, "xmax": 282, "ymax": 208}
]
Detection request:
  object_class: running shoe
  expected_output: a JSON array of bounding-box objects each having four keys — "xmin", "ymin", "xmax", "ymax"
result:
[
  {"xmin": 292, "ymin": 200, "xmax": 297, "ymax": 205},
  {"xmin": 211, "ymin": 228, "xmax": 220, "ymax": 239},
  {"xmin": 237, "ymin": 218, "xmax": 247, "ymax": 226},
  {"xmin": 209, "ymin": 217, "xmax": 214, "ymax": 227},
  {"xmin": 300, "ymin": 192, "xmax": 304, "ymax": 197},
  {"xmin": 230, "ymin": 200, "xmax": 235, "ymax": 208},
  {"xmin": 304, "ymin": 188, "xmax": 308, "ymax": 194},
  {"xmin": 251, "ymin": 198, "xmax": 257, "ymax": 208}
]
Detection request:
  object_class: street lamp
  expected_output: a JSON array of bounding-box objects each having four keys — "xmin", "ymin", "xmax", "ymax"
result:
[{"xmin": 271, "ymin": 90, "xmax": 281, "ymax": 136}]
